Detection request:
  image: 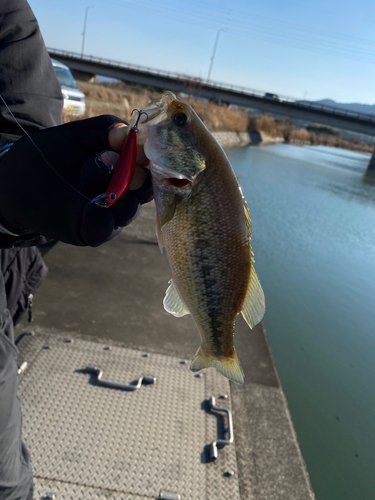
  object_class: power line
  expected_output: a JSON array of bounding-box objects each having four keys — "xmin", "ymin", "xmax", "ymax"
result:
[
  {"xmin": 190, "ymin": 0, "xmax": 375, "ymax": 48},
  {"xmin": 103, "ymin": 0, "xmax": 375, "ymax": 64}
]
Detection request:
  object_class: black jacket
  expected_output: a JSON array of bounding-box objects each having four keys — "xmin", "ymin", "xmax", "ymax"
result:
[
  {"xmin": 0, "ymin": 4, "xmax": 55, "ymax": 497},
  {"xmin": 0, "ymin": 0, "xmax": 62, "ymax": 322},
  {"xmin": 0, "ymin": 0, "xmax": 63, "ymax": 148},
  {"xmin": 0, "ymin": 0, "xmax": 63, "ymax": 249}
]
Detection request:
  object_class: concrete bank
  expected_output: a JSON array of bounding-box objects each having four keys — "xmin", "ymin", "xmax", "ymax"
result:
[
  {"xmin": 16, "ymin": 203, "xmax": 315, "ymax": 500},
  {"xmin": 213, "ymin": 130, "xmax": 284, "ymax": 149}
]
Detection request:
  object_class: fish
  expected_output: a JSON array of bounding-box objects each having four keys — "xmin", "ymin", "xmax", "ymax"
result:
[{"xmin": 130, "ymin": 91, "xmax": 265, "ymax": 385}]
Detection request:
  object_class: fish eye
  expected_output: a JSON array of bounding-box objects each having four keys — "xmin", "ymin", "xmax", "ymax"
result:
[{"xmin": 173, "ymin": 112, "xmax": 188, "ymax": 127}]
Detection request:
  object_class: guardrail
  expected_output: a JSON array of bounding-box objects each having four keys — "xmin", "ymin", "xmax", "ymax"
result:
[{"xmin": 48, "ymin": 48, "xmax": 375, "ymax": 124}]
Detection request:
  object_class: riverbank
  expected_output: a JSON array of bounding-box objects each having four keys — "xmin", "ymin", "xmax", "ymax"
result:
[
  {"xmin": 72, "ymin": 80, "xmax": 373, "ymax": 154},
  {"xmin": 212, "ymin": 131, "xmax": 284, "ymax": 149},
  {"xmin": 17, "ymin": 201, "xmax": 315, "ymax": 500}
]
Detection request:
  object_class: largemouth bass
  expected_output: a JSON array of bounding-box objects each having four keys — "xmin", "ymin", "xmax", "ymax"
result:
[{"xmin": 130, "ymin": 92, "xmax": 265, "ymax": 385}]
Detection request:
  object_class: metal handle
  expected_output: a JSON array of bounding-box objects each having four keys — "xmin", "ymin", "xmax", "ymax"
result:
[
  {"xmin": 208, "ymin": 395, "xmax": 233, "ymax": 459},
  {"xmin": 18, "ymin": 361, "xmax": 28, "ymax": 375},
  {"xmin": 85, "ymin": 365, "xmax": 156, "ymax": 391}
]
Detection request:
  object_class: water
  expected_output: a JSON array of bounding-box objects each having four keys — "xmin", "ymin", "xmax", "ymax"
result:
[{"xmin": 226, "ymin": 144, "xmax": 375, "ymax": 500}]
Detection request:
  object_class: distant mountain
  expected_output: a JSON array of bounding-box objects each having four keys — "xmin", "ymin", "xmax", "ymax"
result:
[{"xmin": 313, "ymin": 99, "xmax": 375, "ymax": 117}]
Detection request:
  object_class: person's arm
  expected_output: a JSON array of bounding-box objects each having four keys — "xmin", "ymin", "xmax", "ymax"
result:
[
  {"xmin": 0, "ymin": 1, "xmax": 153, "ymax": 249},
  {"xmin": 0, "ymin": 0, "xmax": 63, "ymax": 148},
  {"xmin": 0, "ymin": 115, "xmax": 153, "ymax": 247}
]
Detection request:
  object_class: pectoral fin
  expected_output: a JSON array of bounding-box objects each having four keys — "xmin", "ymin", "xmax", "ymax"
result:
[
  {"xmin": 241, "ymin": 266, "xmax": 265, "ymax": 329},
  {"xmin": 156, "ymin": 216, "xmax": 164, "ymax": 253},
  {"xmin": 163, "ymin": 279, "xmax": 190, "ymax": 317},
  {"xmin": 161, "ymin": 196, "xmax": 178, "ymax": 228},
  {"xmin": 156, "ymin": 195, "xmax": 180, "ymax": 253}
]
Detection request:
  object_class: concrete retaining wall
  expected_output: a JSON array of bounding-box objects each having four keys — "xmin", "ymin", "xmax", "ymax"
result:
[{"xmin": 212, "ymin": 130, "xmax": 284, "ymax": 149}]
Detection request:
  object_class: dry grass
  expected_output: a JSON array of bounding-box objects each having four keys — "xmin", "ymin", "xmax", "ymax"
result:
[
  {"xmin": 309, "ymin": 132, "xmax": 373, "ymax": 153},
  {"xmin": 72, "ymin": 80, "xmax": 249, "ymax": 132},
  {"xmin": 288, "ymin": 128, "xmax": 311, "ymax": 143},
  {"xmin": 64, "ymin": 80, "xmax": 373, "ymax": 153},
  {"xmin": 185, "ymin": 99, "xmax": 249, "ymax": 132},
  {"xmin": 248, "ymin": 115, "xmax": 289, "ymax": 138},
  {"xmin": 74, "ymin": 81, "xmax": 160, "ymax": 123}
]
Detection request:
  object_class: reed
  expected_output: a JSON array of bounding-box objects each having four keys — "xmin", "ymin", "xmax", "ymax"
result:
[{"xmin": 62, "ymin": 80, "xmax": 373, "ymax": 154}]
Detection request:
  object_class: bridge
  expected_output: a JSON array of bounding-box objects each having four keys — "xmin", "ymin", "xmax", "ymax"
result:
[{"xmin": 48, "ymin": 48, "xmax": 375, "ymax": 169}]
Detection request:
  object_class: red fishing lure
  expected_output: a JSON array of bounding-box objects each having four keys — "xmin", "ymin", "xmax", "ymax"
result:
[
  {"xmin": 92, "ymin": 110, "xmax": 147, "ymax": 208},
  {"xmin": 105, "ymin": 127, "xmax": 137, "ymax": 205}
]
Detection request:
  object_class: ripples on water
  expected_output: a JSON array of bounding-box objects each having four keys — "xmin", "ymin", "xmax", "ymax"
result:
[{"xmin": 227, "ymin": 144, "xmax": 375, "ymax": 500}]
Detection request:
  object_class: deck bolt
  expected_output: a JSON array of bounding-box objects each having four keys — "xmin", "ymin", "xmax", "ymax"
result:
[
  {"xmin": 220, "ymin": 394, "xmax": 228, "ymax": 399},
  {"xmin": 104, "ymin": 346, "xmax": 112, "ymax": 350},
  {"xmin": 225, "ymin": 469, "xmax": 234, "ymax": 477},
  {"xmin": 64, "ymin": 338, "xmax": 73, "ymax": 343},
  {"xmin": 195, "ymin": 373, "xmax": 203, "ymax": 378},
  {"xmin": 142, "ymin": 353, "xmax": 150, "ymax": 357},
  {"xmin": 180, "ymin": 359, "xmax": 188, "ymax": 364},
  {"xmin": 43, "ymin": 345, "xmax": 51, "ymax": 349},
  {"xmin": 47, "ymin": 493, "xmax": 56, "ymax": 499}
]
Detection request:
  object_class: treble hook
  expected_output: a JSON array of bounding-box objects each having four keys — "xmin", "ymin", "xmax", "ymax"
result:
[{"xmin": 131, "ymin": 109, "xmax": 148, "ymax": 132}]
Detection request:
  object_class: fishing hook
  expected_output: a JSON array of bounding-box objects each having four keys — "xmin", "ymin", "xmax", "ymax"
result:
[{"xmin": 131, "ymin": 109, "xmax": 148, "ymax": 132}]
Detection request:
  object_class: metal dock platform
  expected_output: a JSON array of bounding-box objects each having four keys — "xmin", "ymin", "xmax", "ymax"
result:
[
  {"xmin": 17, "ymin": 332, "xmax": 240, "ymax": 500},
  {"xmin": 15, "ymin": 202, "xmax": 315, "ymax": 499}
]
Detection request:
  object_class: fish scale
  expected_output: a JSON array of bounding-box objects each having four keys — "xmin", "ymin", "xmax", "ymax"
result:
[
  {"xmin": 162, "ymin": 167, "xmax": 251, "ymax": 357},
  {"xmin": 134, "ymin": 91, "xmax": 266, "ymax": 385}
]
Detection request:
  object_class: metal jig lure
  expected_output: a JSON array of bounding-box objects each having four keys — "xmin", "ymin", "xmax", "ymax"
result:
[{"xmin": 92, "ymin": 109, "xmax": 148, "ymax": 208}]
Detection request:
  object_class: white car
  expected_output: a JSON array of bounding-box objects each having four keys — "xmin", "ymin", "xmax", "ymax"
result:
[{"xmin": 51, "ymin": 58, "xmax": 86, "ymax": 117}]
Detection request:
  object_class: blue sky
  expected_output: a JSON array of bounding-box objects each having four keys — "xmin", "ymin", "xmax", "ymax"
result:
[{"xmin": 29, "ymin": 0, "xmax": 375, "ymax": 104}]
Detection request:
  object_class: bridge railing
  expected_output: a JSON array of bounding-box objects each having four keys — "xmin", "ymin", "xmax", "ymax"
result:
[{"xmin": 48, "ymin": 48, "xmax": 375, "ymax": 123}]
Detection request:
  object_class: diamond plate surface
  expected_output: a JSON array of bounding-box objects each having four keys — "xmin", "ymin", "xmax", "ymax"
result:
[
  {"xmin": 17, "ymin": 333, "xmax": 240, "ymax": 500},
  {"xmin": 34, "ymin": 478, "xmax": 148, "ymax": 499}
]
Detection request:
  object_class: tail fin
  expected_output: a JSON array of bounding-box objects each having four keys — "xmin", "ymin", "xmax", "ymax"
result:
[{"xmin": 190, "ymin": 347, "xmax": 244, "ymax": 385}]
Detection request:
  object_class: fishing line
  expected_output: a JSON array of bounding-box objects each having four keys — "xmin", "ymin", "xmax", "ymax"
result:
[{"xmin": 0, "ymin": 94, "xmax": 91, "ymax": 202}]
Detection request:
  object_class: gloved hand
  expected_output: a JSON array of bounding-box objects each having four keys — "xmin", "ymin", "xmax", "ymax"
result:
[{"xmin": 0, "ymin": 115, "xmax": 153, "ymax": 247}]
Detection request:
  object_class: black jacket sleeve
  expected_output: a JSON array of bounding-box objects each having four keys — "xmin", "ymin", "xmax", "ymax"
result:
[
  {"xmin": 0, "ymin": 0, "xmax": 63, "ymax": 248},
  {"xmin": 0, "ymin": 1, "xmax": 152, "ymax": 250},
  {"xmin": 0, "ymin": 0, "xmax": 63, "ymax": 148}
]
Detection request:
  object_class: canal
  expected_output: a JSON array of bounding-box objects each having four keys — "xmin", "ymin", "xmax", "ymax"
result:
[{"xmin": 226, "ymin": 144, "xmax": 375, "ymax": 500}]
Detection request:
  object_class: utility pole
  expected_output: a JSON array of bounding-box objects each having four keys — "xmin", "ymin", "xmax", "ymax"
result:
[
  {"xmin": 207, "ymin": 29, "xmax": 223, "ymax": 84},
  {"xmin": 81, "ymin": 6, "xmax": 94, "ymax": 57}
]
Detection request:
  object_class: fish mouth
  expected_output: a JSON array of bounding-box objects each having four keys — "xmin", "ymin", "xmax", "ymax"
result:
[
  {"xmin": 164, "ymin": 178, "xmax": 191, "ymax": 188},
  {"xmin": 150, "ymin": 161, "xmax": 196, "ymax": 186},
  {"xmin": 130, "ymin": 91, "xmax": 177, "ymax": 130}
]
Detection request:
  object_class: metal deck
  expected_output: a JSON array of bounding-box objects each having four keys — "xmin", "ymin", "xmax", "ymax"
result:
[{"xmin": 17, "ymin": 333, "xmax": 240, "ymax": 500}]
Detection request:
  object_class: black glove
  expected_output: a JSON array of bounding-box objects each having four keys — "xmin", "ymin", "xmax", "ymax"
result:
[{"xmin": 0, "ymin": 115, "xmax": 153, "ymax": 247}]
